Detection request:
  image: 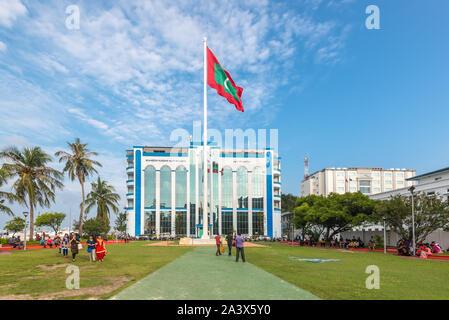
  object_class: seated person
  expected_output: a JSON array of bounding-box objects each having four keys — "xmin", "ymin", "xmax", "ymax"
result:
[
  {"xmin": 46, "ymin": 238, "xmax": 53, "ymax": 248},
  {"xmin": 40, "ymin": 238, "xmax": 47, "ymax": 248},
  {"xmin": 431, "ymin": 243, "xmax": 443, "ymax": 254}
]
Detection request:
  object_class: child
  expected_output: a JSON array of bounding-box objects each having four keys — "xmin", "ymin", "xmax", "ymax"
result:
[{"xmin": 369, "ymin": 238, "xmax": 376, "ymax": 252}]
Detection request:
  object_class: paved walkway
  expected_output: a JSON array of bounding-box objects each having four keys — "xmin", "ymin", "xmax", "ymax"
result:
[{"xmin": 112, "ymin": 246, "xmax": 319, "ymax": 300}]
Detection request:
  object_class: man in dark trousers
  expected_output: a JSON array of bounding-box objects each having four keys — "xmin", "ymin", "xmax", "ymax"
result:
[
  {"xmin": 235, "ymin": 233, "xmax": 245, "ymax": 262},
  {"xmin": 226, "ymin": 232, "xmax": 233, "ymax": 256},
  {"xmin": 215, "ymin": 234, "xmax": 222, "ymax": 256}
]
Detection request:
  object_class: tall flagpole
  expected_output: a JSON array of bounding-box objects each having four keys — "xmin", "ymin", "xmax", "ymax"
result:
[{"xmin": 202, "ymin": 37, "xmax": 209, "ymax": 239}]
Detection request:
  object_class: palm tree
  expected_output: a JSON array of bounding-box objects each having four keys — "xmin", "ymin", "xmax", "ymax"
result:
[
  {"xmin": 0, "ymin": 168, "xmax": 16, "ymax": 216},
  {"xmin": 84, "ymin": 177, "xmax": 120, "ymax": 227},
  {"xmin": 55, "ymin": 138, "xmax": 102, "ymax": 236},
  {"xmin": 0, "ymin": 147, "xmax": 63, "ymax": 240}
]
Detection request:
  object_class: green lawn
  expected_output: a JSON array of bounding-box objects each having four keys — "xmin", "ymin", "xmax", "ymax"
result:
[
  {"xmin": 0, "ymin": 241, "xmax": 192, "ymax": 300},
  {"xmin": 247, "ymin": 243, "xmax": 449, "ymax": 300}
]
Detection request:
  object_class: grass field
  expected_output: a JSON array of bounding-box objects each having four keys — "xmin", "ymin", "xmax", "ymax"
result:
[
  {"xmin": 247, "ymin": 243, "xmax": 449, "ymax": 300},
  {"xmin": 0, "ymin": 241, "xmax": 192, "ymax": 300},
  {"xmin": 1, "ymin": 241, "xmax": 448, "ymax": 300}
]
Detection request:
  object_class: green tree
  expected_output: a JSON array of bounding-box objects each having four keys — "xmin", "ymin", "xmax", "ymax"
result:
[
  {"xmin": 84, "ymin": 177, "xmax": 120, "ymax": 228},
  {"xmin": 0, "ymin": 168, "xmax": 16, "ymax": 216},
  {"xmin": 35, "ymin": 212, "xmax": 66, "ymax": 234},
  {"xmin": 0, "ymin": 146, "xmax": 63, "ymax": 240},
  {"xmin": 115, "ymin": 212, "xmax": 127, "ymax": 233},
  {"xmin": 294, "ymin": 192, "xmax": 378, "ymax": 240},
  {"xmin": 281, "ymin": 193, "xmax": 299, "ymax": 213},
  {"xmin": 5, "ymin": 217, "xmax": 26, "ymax": 236},
  {"xmin": 55, "ymin": 138, "xmax": 102, "ymax": 236},
  {"xmin": 82, "ymin": 217, "xmax": 110, "ymax": 238},
  {"xmin": 374, "ymin": 193, "xmax": 449, "ymax": 243}
]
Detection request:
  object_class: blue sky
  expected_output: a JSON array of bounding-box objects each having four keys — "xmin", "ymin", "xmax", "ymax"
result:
[{"xmin": 0, "ymin": 0, "xmax": 448, "ymax": 229}]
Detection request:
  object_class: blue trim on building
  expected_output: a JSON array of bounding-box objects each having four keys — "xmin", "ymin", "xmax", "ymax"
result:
[
  {"xmin": 135, "ymin": 150, "xmax": 142, "ymax": 236},
  {"xmin": 274, "ymin": 208, "xmax": 281, "ymax": 212},
  {"xmin": 126, "ymin": 193, "xmax": 134, "ymax": 197},
  {"xmin": 266, "ymin": 151, "xmax": 273, "ymax": 238},
  {"xmin": 126, "ymin": 207, "xmax": 134, "ymax": 210},
  {"xmin": 274, "ymin": 195, "xmax": 281, "ymax": 198},
  {"xmin": 126, "ymin": 166, "xmax": 134, "ymax": 170},
  {"xmin": 220, "ymin": 153, "xmax": 265, "ymax": 158},
  {"xmin": 221, "ymin": 208, "xmax": 233, "ymax": 211},
  {"xmin": 274, "ymin": 182, "xmax": 281, "ymax": 185},
  {"xmin": 126, "ymin": 155, "xmax": 134, "ymax": 159},
  {"xmin": 175, "ymin": 207, "xmax": 188, "ymax": 210},
  {"xmin": 126, "ymin": 180, "xmax": 134, "ymax": 183},
  {"xmin": 144, "ymin": 207, "xmax": 156, "ymax": 210}
]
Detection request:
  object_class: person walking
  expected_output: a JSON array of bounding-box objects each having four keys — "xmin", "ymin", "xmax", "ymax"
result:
[
  {"xmin": 61, "ymin": 234, "xmax": 69, "ymax": 258},
  {"xmin": 69, "ymin": 234, "xmax": 80, "ymax": 262},
  {"xmin": 87, "ymin": 235, "xmax": 97, "ymax": 262},
  {"xmin": 95, "ymin": 235, "xmax": 107, "ymax": 262},
  {"xmin": 235, "ymin": 233, "xmax": 246, "ymax": 263},
  {"xmin": 226, "ymin": 232, "xmax": 233, "ymax": 256},
  {"xmin": 215, "ymin": 234, "xmax": 222, "ymax": 256}
]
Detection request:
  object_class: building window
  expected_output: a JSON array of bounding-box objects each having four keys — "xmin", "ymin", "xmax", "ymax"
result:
[
  {"xmin": 144, "ymin": 211, "xmax": 156, "ymax": 234},
  {"xmin": 127, "ymin": 199, "xmax": 133, "ymax": 208},
  {"xmin": 337, "ymin": 187, "xmax": 344, "ymax": 192},
  {"xmin": 237, "ymin": 167, "xmax": 248, "ymax": 209},
  {"xmin": 160, "ymin": 165, "xmax": 172, "ymax": 209},
  {"xmin": 337, "ymin": 172, "xmax": 344, "ymax": 177},
  {"xmin": 337, "ymin": 180, "xmax": 345, "ymax": 184},
  {"xmin": 397, "ymin": 173, "xmax": 404, "ymax": 178},
  {"xmin": 373, "ymin": 172, "xmax": 380, "ymax": 177},
  {"xmin": 385, "ymin": 173, "xmax": 392, "ymax": 178},
  {"xmin": 252, "ymin": 211, "xmax": 264, "ymax": 235},
  {"xmin": 359, "ymin": 180, "xmax": 371, "ymax": 194},
  {"xmin": 144, "ymin": 165, "xmax": 156, "ymax": 207},
  {"xmin": 212, "ymin": 166, "xmax": 219, "ymax": 235},
  {"xmin": 350, "ymin": 187, "xmax": 356, "ymax": 192},
  {"xmin": 175, "ymin": 166, "xmax": 187, "ymax": 208},
  {"xmin": 252, "ymin": 166, "xmax": 264, "ymax": 210},
  {"xmin": 385, "ymin": 188, "xmax": 392, "ymax": 191},
  {"xmin": 221, "ymin": 167, "xmax": 233, "ymax": 208},
  {"xmin": 190, "ymin": 152, "xmax": 196, "ymax": 205},
  {"xmin": 373, "ymin": 188, "xmax": 380, "ymax": 193},
  {"xmin": 349, "ymin": 172, "xmax": 356, "ymax": 176},
  {"xmin": 237, "ymin": 211, "xmax": 248, "ymax": 235},
  {"xmin": 160, "ymin": 211, "xmax": 171, "ymax": 234},
  {"xmin": 190, "ymin": 204, "xmax": 196, "ymax": 235},
  {"xmin": 221, "ymin": 211, "xmax": 233, "ymax": 235},
  {"xmin": 175, "ymin": 211, "xmax": 187, "ymax": 235},
  {"xmin": 385, "ymin": 180, "xmax": 391, "ymax": 185},
  {"xmin": 397, "ymin": 181, "xmax": 404, "ymax": 185}
]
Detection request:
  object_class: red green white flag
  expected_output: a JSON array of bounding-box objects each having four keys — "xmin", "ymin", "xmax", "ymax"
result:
[{"xmin": 207, "ymin": 47, "xmax": 244, "ymax": 112}]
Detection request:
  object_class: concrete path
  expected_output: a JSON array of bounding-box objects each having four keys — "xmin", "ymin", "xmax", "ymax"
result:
[{"xmin": 112, "ymin": 246, "xmax": 319, "ymax": 300}]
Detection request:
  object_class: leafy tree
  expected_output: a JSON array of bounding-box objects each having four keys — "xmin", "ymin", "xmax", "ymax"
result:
[
  {"xmin": 281, "ymin": 193, "xmax": 299, "ymax": 213},
  {"xmin": 294, "ymin": 192, "xmax": 378, "ymax": 240},
  {"xmin": 5, "ymin": 217, "xmax": 26, "ymax": 236},
  {"xmin": 84, "ymin": 177, "xmax": 120, "ymax": 228},
  {"xmin": 82, "ymin": 217, "xmax": 110, "ymax": 238},
  {"xmin": 0, "ymin": 168, "xmax": 16, "ymax": 216},
  {"xmin": 0, "ymin": 146, "xmax": 63, "ymax": 240},
  {"xmin": 35, "ymin": 212, "xmax": 66, "ymax": 234},
  {"xmin": 55, "ymin": 138, "xmax": 102, "ymax": 237},
  {"xmin": 374, "ymin": 193, "xmax": 449, "ymax": 243},
  {"xmin": 115, "ymin": 212, "xmax": 127, "ymax": 233}
]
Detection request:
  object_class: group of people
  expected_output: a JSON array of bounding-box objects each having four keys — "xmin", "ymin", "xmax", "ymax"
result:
[
  {"xmin": 8, "ymin": 236, "xmax": 23, "ymax": 249},
  {"xmin": 215, "ymin": 233, "xmax": 246, "ymax": 263},
  {"xmin": 37, "ymin": 233, "xmax": 107, "ymax": 262}
]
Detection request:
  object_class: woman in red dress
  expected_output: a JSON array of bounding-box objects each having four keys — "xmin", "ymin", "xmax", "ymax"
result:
[{"xmin": 95, "ymin": 235, "xmax": 107, "ymax": 262}]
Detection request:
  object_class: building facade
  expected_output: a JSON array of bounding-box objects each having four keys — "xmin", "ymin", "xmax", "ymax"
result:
[
  {"xmin": 301, "ymin": 167, "xmax": 416, "ymax": 197},
  {"xmin": 125, "ymin": 144, "xmax": 282, "ymax": 238}
]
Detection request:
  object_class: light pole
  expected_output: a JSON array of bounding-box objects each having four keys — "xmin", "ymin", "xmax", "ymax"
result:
[
  {"xmin": 383, "ymin": 217, "xmax": 386, "ymax": 254},
  {"xmin": 409, "ymin": 186, "xmax": 416, "ymax": 255},
  {"xmin": 23, "ymin": 211, "xmax": 28, "ymax": 251}
]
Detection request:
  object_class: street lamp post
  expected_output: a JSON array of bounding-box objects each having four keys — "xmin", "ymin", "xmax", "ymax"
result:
[
  {"xmin": 23, "ymin": 212, "xmax": 28, "ymax": 251},
  {"xmin": 383, "ymin": 217, "xmax": 386, "ymax": 254},
  {"xmin": 409, "ymin": 186, "xmax": 416, "ymax": 255}
]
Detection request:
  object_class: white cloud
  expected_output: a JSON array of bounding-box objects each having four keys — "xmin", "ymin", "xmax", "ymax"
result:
[
  {"xmin": 0, "ymin": 0, "xmax": 27, "ymax": 27},
  {"xmin": 0, "ymin": 41, "xmax": 6, "ymax": 52}
]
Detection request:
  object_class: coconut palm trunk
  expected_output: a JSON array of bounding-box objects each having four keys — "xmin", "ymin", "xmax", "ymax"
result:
[
  {"xmin": 29, "ymin": 202, "xmax": 34, "ymax": 241},
  {"xmin": 79, "ymin": 174, "xmax": 85, "ymax": 236}
]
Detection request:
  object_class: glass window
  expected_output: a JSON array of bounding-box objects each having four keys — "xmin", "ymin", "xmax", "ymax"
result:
[
  {"xmin": 127, "ymin": 199, "xmax": 133, "ymax": 207},
  {"xmin": 373, "ymin": 188, "xmax": 380, "ymax": 193},
  {"xmin": 212, "ymin": 164, "xmax": 219, "ymax": 235},
  {"xmin": 190, "ymin": 151, "xmax": 196, "ymax": 205},
  {"xmin": 337, "ymin": 180, "xmax": 345, "ymax": 184},
  {"xmin": 359, "ymin": 180, "xmax": 371, "ymax": 194},
  {"xmin": 160, "ymin": 211, "xmax": 172, "ymax": 234},
  {"xmin": 350, "ymin": 187, "xmax": 356, "ymax": 192},
  {"xmin": 385, "ymin": 188, "xmax": 392, "ymax": 191},
  {"xmin": 144, "ymin": 165, "xmax": 156, "ymax": 207},
  {"xmin": 252, "ymin": 167, "xmax": 264, "ymax": 209},
  {"xmin": 144, "ymin": 211, "xmax": 156, "ymax": 234},
  {"xmin": 190, "ymin": 207, "xmax": 196, "ymax": 235},
  {"xmin": 160, "ymin": 166, "xmax": 172, "ymax": 209},
  {"xmin": 385, "ymin": 180, "xmax": 391, "ymax": 185},
  {"xmin": 221, "ymin": 211, "xmax": 233, "ymax": 235},
  {"xmin": 237, "ymin": 211, "xmax": 248, "ymax": 235},
  {"xmin": 373, "ymin": 172, "xmax": 380, "ymax": 177},
  {"xmin": 337, "ymin": 187, "xmax": 344, "ymax": 192},
  {"xmin": 221, "ymin": 167, "xmax": 233, "ymax": 208},
  {"xmin": 175, "ymin": 166, "xmax": 187, "ymax": 208},
  {"xmin": 397, "ymin": 173, "xmax": 404, "ymax": 178},
  {"xmin": 349, "ymin": 172, "xmax": 356, "ymax": 176},
  {"xmin": 397, "ymin": 181, "xmax": 404, "ymax": 185},
  {"xmin": 237, "ymin": 167, "xmax": 248, "ymax": 209},
  {"xmin": 252, "ymin": 211, "xmax": 264, "ymax": 235},
  {"xmin": 337, "ymin": 172, "xmax": 344, "ymax": 176},
  {"xmin": 175, "ymin": 211, "xmax": 187, "ymax": 235},
  {"xmin": 373, "ymin": 180, "xmax": 380, "ymax": 185},
  {"xmin": 385, "ymin": 173, "xmax": 392, "ymax": 177}
]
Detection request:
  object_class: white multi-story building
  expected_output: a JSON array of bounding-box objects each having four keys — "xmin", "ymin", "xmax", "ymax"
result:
[
  {"xmin": 125, "ymin": 143, "xmax": 282, "ymax": 238},
  {"xmin": 301, "ymin": 167, "xmax": 416, "ymax": 197}
]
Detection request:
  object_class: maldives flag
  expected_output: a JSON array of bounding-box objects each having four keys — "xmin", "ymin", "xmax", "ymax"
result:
[{"xmin": 207, "ymin": 47, "xmax": 244, "ymax": 112}]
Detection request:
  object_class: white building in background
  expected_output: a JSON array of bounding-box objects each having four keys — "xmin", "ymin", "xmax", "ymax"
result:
[
  {"xmin": 301, "ymin": 167, "xmax": 416, "ymax": 197},
  {"xmin": 342, "ymin": 166, "xmax": 449, "ymax": 249},
  {"xmin": 125, "ymin": 143, "xmax": 282, "ymax": 238}
]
